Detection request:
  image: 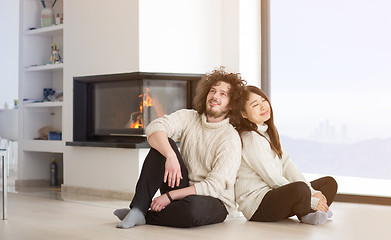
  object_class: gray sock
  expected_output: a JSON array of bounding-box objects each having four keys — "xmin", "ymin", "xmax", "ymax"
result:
[
  {"xmin": 300, "ymin": 211, "xmax": 328, "ymax": 225},
  {"xmin": 114, "ymin": 208, "xmax": 130, "ymax": 221},
  {"xmin": 327, "ymin": 210, "xmax": 333, "ymax": 218},
  {"xmin": 116, "ymin": 207, "xmax": 146, "ymax": 229}
]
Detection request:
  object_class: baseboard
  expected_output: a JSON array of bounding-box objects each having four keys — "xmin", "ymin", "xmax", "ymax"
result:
[
  {"xmin": 61, "ymin": 185, "xmax": 133, "ymax": 201},
  {"xmin": 335, "ymin": 193, "xmax": 391, "ymax": 206},
  {"xmin": 15, "ymin": 179, "xmax": 63, "ymax": 190}
]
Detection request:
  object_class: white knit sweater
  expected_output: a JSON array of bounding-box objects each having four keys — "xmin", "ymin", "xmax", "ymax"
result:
[
  {"xmin": 235, "ymin": 124, "xmax": 320, "ymax": 220},
  {"xmin": 145, "ymin": 109, "xmax": 242, "ymax": 213}
]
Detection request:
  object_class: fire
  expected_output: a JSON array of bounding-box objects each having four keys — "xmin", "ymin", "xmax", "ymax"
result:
[{"xmin": 131, "ymin": 88, "xmax": 153, "ymax": 129}]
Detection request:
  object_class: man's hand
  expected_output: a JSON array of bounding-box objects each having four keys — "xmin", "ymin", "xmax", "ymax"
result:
[
  {"xmin": 150, "ymin": 194, "xmax": 171, "ymax": 212},
  {"xmin": 164, "ymin": 153, "xmax": 182, "ymax": 188}
]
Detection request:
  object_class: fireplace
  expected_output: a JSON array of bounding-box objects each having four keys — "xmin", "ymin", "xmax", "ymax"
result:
[{"xmin": 67, "ymin": 72, "xmax": 202, "ymax": 148}]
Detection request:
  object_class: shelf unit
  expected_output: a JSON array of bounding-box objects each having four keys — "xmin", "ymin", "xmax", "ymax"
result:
[
  {"xmin": 20, "ymin": 0, "xmax": 64, "ymax": 146},
  {"xmin": 18, "ymin": 0, "xmax": 64, "ymax": 187}
]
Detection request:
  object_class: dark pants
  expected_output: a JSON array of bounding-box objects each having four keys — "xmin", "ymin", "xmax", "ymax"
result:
[
  {"xmin": 250, "ymin": 176, "xmax": 338, "ymax": 222},
  {"xmin": 130, "ymin": 138, "xmax": 228, "ymax": 228}
]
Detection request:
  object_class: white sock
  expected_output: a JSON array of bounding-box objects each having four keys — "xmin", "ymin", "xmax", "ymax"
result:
[
  {"xmin": 114, "ymin": 208, "xmax": 130, "ymax": 221},
  {"xmin": 327, "ymin": 210, "xmax": 333, "ymax": 218},
  {"xmin": 116, "ymin": 207, "xmax": 146, "ymax": 229},
  {"xmin": 300, "ymin": 211, "xmax": 328, "ymax": 225}
]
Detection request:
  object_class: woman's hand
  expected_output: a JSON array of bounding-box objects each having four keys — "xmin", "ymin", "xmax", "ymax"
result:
[
  {"xmin": 164, "ymin": 153, "xmax": 183, "ymax": 188},
  {"xmin": 315, "ymin": 198, "xmax": 329, "ymax": 213},
  {"xmin": 313, "ymin": 192, "xmax": 328, "ymax": 212},
  {"xmin": 150, "ymin": 193, "xmax": 172, "ymax": 212},
  {"xmin": 313, "ymin": 192, "xmax": 327, "ymax": 203}
]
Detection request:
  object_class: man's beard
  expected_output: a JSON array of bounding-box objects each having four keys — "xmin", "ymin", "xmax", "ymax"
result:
[{"xmin": 205, "ymin": 107, "xmax": 230, "ymax": 119}]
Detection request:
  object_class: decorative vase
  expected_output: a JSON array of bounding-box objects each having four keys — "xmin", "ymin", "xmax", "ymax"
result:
[{"xmin": 41, "ymin": 8, "xmax": 55, "ymax": 28}]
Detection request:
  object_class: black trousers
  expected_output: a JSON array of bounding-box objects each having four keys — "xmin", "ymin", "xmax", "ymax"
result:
[
  {"xmin": 250, "ymin": 176, "xmax": 338, "ymax": 222},
  {"xmin": 130, "ymin": 138, "xmax": 228, "ymax": 228}
]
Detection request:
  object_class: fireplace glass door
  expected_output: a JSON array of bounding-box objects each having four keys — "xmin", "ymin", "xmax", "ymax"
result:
[{"xmin": 92, "ymin": 79, "xmax": 187, "ymax": 137}]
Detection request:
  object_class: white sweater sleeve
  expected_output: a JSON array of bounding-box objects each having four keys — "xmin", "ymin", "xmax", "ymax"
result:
[
  {"xmin": 145, "ymin": 109, "xmax": 194, "ymax": 141},
  {"xmin": 242, "ymin": 133, "xmax": 290, "ymax": 189}
]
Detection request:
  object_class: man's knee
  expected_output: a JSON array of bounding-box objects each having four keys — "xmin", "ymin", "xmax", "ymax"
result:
[
  {"xmin": 168, "ymin": 138, "xmax": 179, "ymax": 151},
  {"xmin": 167, "ymin": 138, "xmax": 182, "ymax": 160},
  {"xmin": 179, "ymin": 195, "xmax": 227, "ymax": 227}
]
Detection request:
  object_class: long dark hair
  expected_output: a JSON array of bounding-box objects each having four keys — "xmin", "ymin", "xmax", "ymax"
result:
[{"xmin": 235, "ymin": 86, "xmax": 283, "ymax": 158}]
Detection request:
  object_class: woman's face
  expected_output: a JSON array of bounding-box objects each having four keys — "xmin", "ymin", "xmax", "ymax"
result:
[{"xmin": 242, "ymin": 92, "xmax": 271, "ymax": 125}]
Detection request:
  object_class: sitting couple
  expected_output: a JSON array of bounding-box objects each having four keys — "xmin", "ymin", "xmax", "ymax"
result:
[{"xmin": 114, "ymin": 67, "xmax": 338, "ymax": 228}]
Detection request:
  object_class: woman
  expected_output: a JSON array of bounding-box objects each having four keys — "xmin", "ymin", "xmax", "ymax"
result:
[{"xmin": 234, "ymin": 86, "xmax": 338, "ymax": 225}]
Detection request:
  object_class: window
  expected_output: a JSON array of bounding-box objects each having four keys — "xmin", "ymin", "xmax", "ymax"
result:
[{"xmin": 270, "ymin": 0, "xmax": 391, "ymax": 196}]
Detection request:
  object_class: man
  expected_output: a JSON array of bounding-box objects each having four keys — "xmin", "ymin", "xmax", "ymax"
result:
[{"xmin": 115, "ymin": 67, "xmax": 246, "ymax": 228}]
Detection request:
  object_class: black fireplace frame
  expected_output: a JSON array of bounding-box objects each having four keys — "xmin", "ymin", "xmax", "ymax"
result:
[{"xmin": 66, "ymin": 72, "xmax": 202, "ymax": 148}]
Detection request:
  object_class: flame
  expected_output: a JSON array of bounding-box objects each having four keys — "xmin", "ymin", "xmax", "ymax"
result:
[{"xmin": 131, "ymin": 88, "xmax": 152, "ymax": 128}]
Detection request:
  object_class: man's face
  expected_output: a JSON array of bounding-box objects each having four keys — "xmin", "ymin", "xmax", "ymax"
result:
[{"xmin": 205, "ymin": 81, "xmax": 231, "ymax": 122}]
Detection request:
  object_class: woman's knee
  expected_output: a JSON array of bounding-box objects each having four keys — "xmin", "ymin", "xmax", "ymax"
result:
[
  {"xmin": 289, "ymin": 181, "xmax": 311, "ymax": 196},
  {"xmin": 322, "ymin": 176, "xmax": 338, "ymax": 205},
  {"xmin": 325, "ymin": 176, "xmax": 338, "ymax": 193}
]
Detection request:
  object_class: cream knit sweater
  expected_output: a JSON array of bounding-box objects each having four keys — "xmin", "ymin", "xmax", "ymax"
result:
[
  {"xmin": 235, "ymin": 124, "xmax": 320, "ymax": 220},
  {"xmin": 145, "ymin": 109, "xmax": 242, "ymax": 214}
]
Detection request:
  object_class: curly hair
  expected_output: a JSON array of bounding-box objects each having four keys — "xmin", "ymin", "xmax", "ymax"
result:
[
  {"xmin": 234, "ymin": 86, "xmax": 283, "ymax": 158},
  {"xmin": 193, "ymin": 66, "xmax": 246, "ymax": 125}
]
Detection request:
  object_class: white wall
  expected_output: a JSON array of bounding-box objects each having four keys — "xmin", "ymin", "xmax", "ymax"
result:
[
  {"xmin": 139, "ymin": 0, "xmax": 237, "ymax": 73},
  {"xmin": 239, "ymin": 0, "xmax": 261, "ymax": 87},
  {"xmin": 63, "ymin": 0, "xmax": 140, "ymax": 192},
  {"xmin": 0, "ymin": 0, "xmax": 19, "ymax": 109},
  {"xmin": 221, "ymin": 0, "xmax": 240, "ymax": 73}
]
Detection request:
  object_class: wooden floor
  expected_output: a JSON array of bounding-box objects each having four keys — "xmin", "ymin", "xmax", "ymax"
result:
[{"xmin": 1, "ymin": 191, "xmax": 391, "ymax": 240}]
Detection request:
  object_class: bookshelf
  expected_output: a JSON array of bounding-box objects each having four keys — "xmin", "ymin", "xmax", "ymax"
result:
[{"xmin": 18, "ymin": 0, "xmax": 64, "ymax": 187}]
